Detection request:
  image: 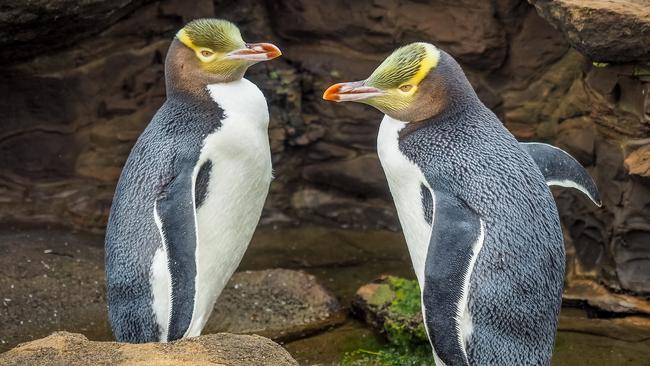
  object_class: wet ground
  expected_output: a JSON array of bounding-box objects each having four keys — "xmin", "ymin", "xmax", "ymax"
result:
[{"xmin": 1, "ymin": 223, "xmax": 649, "ymax": 364}]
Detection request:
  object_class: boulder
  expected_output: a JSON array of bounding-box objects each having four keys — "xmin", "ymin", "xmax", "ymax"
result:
[
  {"xmin": 529, "ymin": 0, "xmax": 650, "ymax": 62},
  {"xmin": 206, "ymin": 269, "xmax": 347, "ymax": 341},
  {"xmin": 0, "ymin": 331, "xmax": 298, "ymax": 366}
]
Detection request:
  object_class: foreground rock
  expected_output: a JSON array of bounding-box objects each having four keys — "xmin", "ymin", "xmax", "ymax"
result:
[
  {"xmin": 206, "ymin": 269, "xmax": 347, "ymax": 341},
  {"xmin": 0, "ymin": 226, "xmax": 344, "ymax": 351},
  {"xmin": 0, "ymin": 331, "xmax": 298, "ymax": 366},
  {"xmin": 529, "ymin": 0, "xmax": 650, "ymax": 62}
]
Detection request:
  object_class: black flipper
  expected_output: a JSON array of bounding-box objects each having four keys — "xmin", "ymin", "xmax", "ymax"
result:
[
  {"xmin": 155, "ymin": 159, "xmax": 198, "ymax": 341},
  {"xmin": 520, "ymin": 142, "xmax": 602, "ymax": 207},
  {"xmin": 422, "ymin": 190, "xmax": 483, "ymax": 366}
]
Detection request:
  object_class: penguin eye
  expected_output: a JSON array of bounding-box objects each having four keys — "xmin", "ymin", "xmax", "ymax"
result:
[
  {"xmin": 200, "ymin": 50, "xmax": 214, "ymax": 58},
  {"xmin": 399, "ymin": 84, "xmax": 413, "ymax": 93}
]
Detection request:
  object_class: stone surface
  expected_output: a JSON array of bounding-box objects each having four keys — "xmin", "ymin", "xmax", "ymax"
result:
[
  {"xmin": 0, "ymin": 331, "xmax": 298, "ymax": 366},
  {"xmin": 0, "ymin": 225, "xmax": 345, "ymax": 352},
  {"xmin": 529, "ymin": 0, "xmax": 650, "ymax": 62},
  {"xmin": 206, "ymin": 269, "xmax": 347, "ymax": 341}
]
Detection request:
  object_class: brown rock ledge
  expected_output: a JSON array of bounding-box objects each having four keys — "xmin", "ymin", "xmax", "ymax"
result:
[{"xmin": 0, "ymin": 331, "xmax": 298, "ymax": 366}]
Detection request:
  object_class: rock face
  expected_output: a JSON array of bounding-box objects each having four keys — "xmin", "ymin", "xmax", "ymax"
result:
[
  {"xmin": 0, "ymin": 0, "xmax": 149, "ymax": 63},
  {"xmin": 529, "ymin": 0, "xmax": 650, "ymax": 63},
  {"xmin": 0, "ymin": 1, "xmax": 648, "ymax": 302},
  {"xmin": 0, "ymin": 331, "xmax": 298, "ymax": 366},
  {"xmin": 0, "ymin": 226, "xmax": 344, "ymax": 352}
]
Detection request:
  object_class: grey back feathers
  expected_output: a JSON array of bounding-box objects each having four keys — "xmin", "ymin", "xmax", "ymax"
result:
[
  {"xmin": 405, "ymin": 51, "xmax": 563, "ymax": 364},
  {"xmin": 105, "ymin": 89, "xmax": 223, "ymax": 342}
]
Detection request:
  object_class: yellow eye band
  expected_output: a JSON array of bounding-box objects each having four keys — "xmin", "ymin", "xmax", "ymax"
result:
[
  {"xmin": 409, "ymin": 44, "xmax": 439, "ymax": 87},
  {"xmin": 176, "ymin": 29, "xmax": 194, "ymax": 50}
]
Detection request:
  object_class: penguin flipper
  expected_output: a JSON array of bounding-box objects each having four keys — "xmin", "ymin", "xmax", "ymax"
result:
[
  {"xmin": 519, "ymin": 142, "xmax": 602, "ymax": 207},
  {"xmin": 422, "ymin": 190, "xmax": 484, "ymax": 366},
  {"xmin": 155, "ymin": 165, "xmax": 198, "ymax": 342}
]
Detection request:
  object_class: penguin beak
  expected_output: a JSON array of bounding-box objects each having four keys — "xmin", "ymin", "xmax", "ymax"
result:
[
  {"xmin": 323, "ymin": 80, "xmax": 384, "ymax": 102},
  {"xmin": 225, "ymin": 43, "xmax": 282, "ymax": 62}
]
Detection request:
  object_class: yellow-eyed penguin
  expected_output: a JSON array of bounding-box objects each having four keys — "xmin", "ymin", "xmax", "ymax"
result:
[
  {"xmin": 323, "ymin": 43, "xmax": 600, "ymax": 365},
  {"xmin": 105, "ymin": 19, "xmax": 281, "ymax": 343}
]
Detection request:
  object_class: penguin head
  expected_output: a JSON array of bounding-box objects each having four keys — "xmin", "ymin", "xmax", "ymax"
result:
[
  {"xmin": 173, "ymin": 19, "xmax": 281, "ymax": 83},
  {"xmin": 323, "ymin": 42, "xmax": 469, "ymax": 122}
]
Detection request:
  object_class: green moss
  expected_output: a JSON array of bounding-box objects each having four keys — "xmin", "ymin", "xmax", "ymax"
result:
[
  {"xmin": 344, "ymin": 277, "xmax": 435, "ymax": 365},
  {"xmin": 592, "ymin": 61, "xmax": 609, "ymax": 68},
  {"xmin": 368, "ymin": 284, "xmax": 396, "ymax": 307},
  {"xmin": 387, "ymin": 277, "xmax": 421, "ymax": 316},
  {"xmin": 342, "ymin": 346, "xmax": 435, "ymax": 366},
  {"xmin": 383, "ymin": 318, "xmax": 429, "ymax": 348}
]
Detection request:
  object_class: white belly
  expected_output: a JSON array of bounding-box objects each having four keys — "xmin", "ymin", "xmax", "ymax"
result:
[
  {"xmin": 185, "ymin": 78, "xmax": 272, "ymax": 337},
  {"xmin": 377, "ymin": 115, "xmax": 432, "ymax": 286},
  {"xmin": 149, "ymin": 78, "xmax": 272, "ymax": 340}
]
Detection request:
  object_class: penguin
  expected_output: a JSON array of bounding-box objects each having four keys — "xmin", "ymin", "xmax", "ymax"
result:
[
  {"xmin": 323, "ymin": 43, "xmax": 600, "ymax": 365},
  {"xmin": 105, "ymin": 19, "xmax": 281, "ymax": 343}
]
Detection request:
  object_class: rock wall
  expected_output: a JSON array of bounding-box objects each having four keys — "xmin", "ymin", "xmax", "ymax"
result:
[{"xmin": 0, "ymin": 0, "xmax": 648, "ymax": 298}]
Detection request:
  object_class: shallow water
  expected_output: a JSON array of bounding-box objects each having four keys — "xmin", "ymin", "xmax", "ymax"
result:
[
  {"xmin": 1, "ymin": 223, "xmax": 648, "ymax": 364},
  {"xmin": 246, "ymin": 225, "xmax": 650, "ymax": 365}
]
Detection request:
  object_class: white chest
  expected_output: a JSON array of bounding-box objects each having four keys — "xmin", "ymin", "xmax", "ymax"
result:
[
  {"xmin": 186, "ymin": 78, "xmax": 273, "ymax": 336},
  {"xmin": 377, "ymin": 116, "xmax": 433, "ymax": 286}
]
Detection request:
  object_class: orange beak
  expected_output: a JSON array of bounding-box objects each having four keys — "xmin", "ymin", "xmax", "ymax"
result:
[
  {"xmin": 226, "ymin": 43, "xmax": 282, "ymax": 61},
  {"xmin": 323, "ymin": 80, "xmax": 384, "ymax": 102}
]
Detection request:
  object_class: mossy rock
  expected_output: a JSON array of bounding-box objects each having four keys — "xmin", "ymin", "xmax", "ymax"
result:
[
  {"xmin": 342, "ymin": 346, "xmax": 435, "ymax": 366},
  {"xmin": 351, "ymin": 276, "xmax": 429, "ymax": 347},
  {"xmin": 347, "ymin": 276, "xmax": 435, "ymax": 365}
]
